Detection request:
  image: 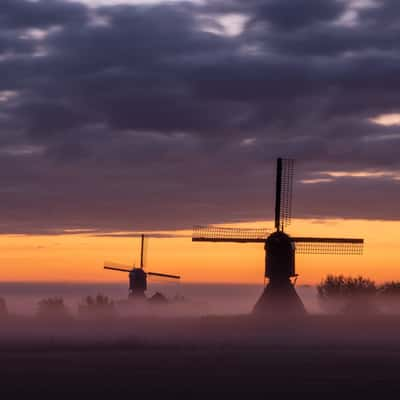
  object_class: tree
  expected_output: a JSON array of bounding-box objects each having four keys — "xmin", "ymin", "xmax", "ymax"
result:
[
  {"xmin": 37, "ymin": 297, "xmax": 69, "ymax": 318},
  {"xmin": 317, "ymin": 275, "xmax": 377, "ymax": 314},
  {"xmin": 78, "ymin": 294, "xmax": 115, "ymax": 318},
  {"xmin": 378, "ymin": 281, "xmax": 400, "ymax": 297},
  {"xmin": 376, "ymin": 281, "xmax": 400, "ymax": 314}
]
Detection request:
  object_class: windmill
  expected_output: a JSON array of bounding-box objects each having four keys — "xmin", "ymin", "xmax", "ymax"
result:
[
  {"xmin": 104, "ymin": 234, "xmax": 180, "ymax": 299},
  {"xmin": 192, "ymin": 158, "xmax": 364, "ymax": 314}
]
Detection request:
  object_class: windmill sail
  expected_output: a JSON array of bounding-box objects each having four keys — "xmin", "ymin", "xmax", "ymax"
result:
[
  {"xmin": 275, "ymin": 158, "xmax": 294, "ymax": 231},
  {"xmin": 281, "ymin": 158, "xmax": 294, "ymax": 229},
  {"xmin": 292, "ymin": 237, "xmax": 364, "ymax": 255},
  {"xmin": 192, "ymin": 225, "xmax": 270, "ymax": 243},
  {"xmin": 147, "ymin": 271, "xmax": 180, "ymax": 279},
  {"xmin": 104, "ymin": 265, "xmax": 132, "ymax": 272},
  {"xmin": 104, "ymin": 260, "xmax": 133, "ymax": 269},
  {"xmin": 192, "ymin": 227, "xmax": 364, "ymax": 254}
]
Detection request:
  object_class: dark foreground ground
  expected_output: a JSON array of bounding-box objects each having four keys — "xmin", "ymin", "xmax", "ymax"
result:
[{"xmin": 1, "ymin": 314, "xmax": 400, "ymax": 398}]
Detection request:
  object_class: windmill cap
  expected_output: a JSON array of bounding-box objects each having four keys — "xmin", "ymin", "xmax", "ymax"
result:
[{"xmin": 267, "ymin": 231, "xmax": 292, "ymax": 243}]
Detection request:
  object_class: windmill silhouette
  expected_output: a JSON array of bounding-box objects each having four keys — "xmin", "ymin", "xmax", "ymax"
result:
[
  {"xmin": 104, "ymin": 234, "xmax": 180, "ymax": 299},
  {"xmin": 192, "ymin": 158, "xmax": 364, "ymax": 314}
]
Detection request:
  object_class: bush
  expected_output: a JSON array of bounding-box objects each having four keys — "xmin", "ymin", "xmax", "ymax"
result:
[
  {"xmin": 317, "ymin": 275, "xmax": 377, "ymax": 314},
  {"xmin": 78, "ymin": 294, "xmax": 115, "ymax": 318},
  {"xmin": 376, "ymin": 281, "xmax": 400, "ymax": 314},
  {"xmin": 318, "ymin": 275, "xmax": 377, "ymax": 299},
  {"xmin": 377, "ymin": 281, "xmax": 400, "ymax": 297},
  {"xmin": 37, "ymin": 297, "xmax": 69, "ymax": 318},
  {"xmin": 0, "ymin": 297, "xmax": 7, "ymax": 316}
]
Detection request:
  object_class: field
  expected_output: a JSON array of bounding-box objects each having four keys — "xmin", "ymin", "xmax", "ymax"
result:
[{"xmin": 2, "ymin": 314, "xmax": 400, "ymax": 398}]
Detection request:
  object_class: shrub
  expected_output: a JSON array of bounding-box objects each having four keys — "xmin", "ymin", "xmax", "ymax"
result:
[
  {"xmin": 376, "ymin": 281, "xmax": 400, "ymax": 314},
  {"xmin": 37, "ymin": 296, "xmax": 69, "ymax": 318},
  {"xmin": 317, "ymin": 275, "xmax": 377, "ymax": 314},
  {"xmin": 78, "ymin": 294, "xmax": 115, "ymax": 318},
  {"xmin": 377, "ymin": 281, "xmax": 400, "ymax": 297},
  {"xmin": 318, "ymin": 275, "xmax": 377, "ymax": 299}
]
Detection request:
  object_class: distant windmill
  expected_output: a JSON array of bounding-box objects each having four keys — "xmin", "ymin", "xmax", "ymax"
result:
[
  {"xmin": 104, "ymin": 234, "xmax": 180, "ymax": 299},
  {"xmin": 192, "ymin": 158, "xmax": 364, "ymax": 314}
]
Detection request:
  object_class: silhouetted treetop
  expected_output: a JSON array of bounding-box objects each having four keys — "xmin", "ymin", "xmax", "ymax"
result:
[{"xmin": 317, "ymin": 275, "xmax": 377, "ymax": 300}]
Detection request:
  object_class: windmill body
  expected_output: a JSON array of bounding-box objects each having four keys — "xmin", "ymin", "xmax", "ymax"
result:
[
  {"xmin": 129, "ymin": 268, "xmax": 147, "ymax": 297},
  {"xmin": 256, "ymin": 230, "xmax": 303, "ymax": 314},
  {"xmin": 104, "ymin": 234, "xmax": 180, "ymax": 300},
  {"xmin": 265, "ymin": 231, "xmax": 295, "ymax": 281},
  {"xmin": 193, "ymin": 158, "xmax": 364, "ymax": 315}
]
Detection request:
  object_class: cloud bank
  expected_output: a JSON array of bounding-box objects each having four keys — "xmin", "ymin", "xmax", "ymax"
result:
[{"xmin": 1, "ymin": 0, "xmax": 399, "ymax": 234}]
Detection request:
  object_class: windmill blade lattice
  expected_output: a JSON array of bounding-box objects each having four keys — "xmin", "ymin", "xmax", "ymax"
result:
[
  {"xmin": 292, "ymin": 237, "xmax": 364, "ymax": 255},
  {"xmin": 280, "ymin": 158, "xmax": 294, "ymax": 229},
  {"xmin": 193, "ymin": 225, "xmax": 270, "ymax": 243}
]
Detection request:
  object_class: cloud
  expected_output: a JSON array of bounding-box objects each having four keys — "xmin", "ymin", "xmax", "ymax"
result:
[
  {"xmin": 0, "ymin": 0, "xmax": 399, "ymax": 234},
  {"xmin": 0, "ymin": 0, "xmax": 88, "ymax": 30},
  {"xmin": 250, "ymin": 0, "xmax": 346, "ymax": 31}
]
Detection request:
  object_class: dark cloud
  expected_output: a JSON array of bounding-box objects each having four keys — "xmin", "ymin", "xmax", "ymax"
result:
[
  {"xmin": 0, "ymin": 0, "xmax": 88, "ymax": 30},
  {"xmin": 0, "ymin": 0, "xmax": 399, "ymax": 234},
  {"xmin": 250, "ymin": 0, "xmax": 346, "ymax": 31}
]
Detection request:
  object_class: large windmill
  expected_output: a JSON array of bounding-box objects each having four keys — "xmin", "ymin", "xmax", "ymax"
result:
[
  {"xmin": 192, "ymin": 158, "xmax": 364, "ymax": 314},
  {"xmin": 104, "ymin": 234, "xmax": 180, "ymax": 299}
]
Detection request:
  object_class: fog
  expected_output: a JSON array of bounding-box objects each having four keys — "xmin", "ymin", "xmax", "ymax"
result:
[
  {"xmin": 0, "ymin": 282, "xmax": 319, "ymax": 316},
  {"xmin": 1, "ymin": 282, "xmax": 400, "ymax": 349}
]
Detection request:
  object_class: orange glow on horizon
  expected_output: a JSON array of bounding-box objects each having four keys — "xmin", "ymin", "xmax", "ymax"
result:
[{"xmin": 1, "ymin": 218, "xmax": 399, "ymax": 285}]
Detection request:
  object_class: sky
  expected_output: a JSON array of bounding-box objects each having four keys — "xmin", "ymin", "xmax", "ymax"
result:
[{"xmin": 0, "ymin": 0, "xmax": 399, "ymax": 284}]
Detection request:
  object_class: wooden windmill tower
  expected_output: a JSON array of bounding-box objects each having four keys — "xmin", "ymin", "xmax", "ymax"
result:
[
  {"xmin": 104, "ymin": 234, "xmax": 180, "ymax": 299},
  {"xmin": 192, "ymin": 158, "xmax": 364, "ymax": 315}
]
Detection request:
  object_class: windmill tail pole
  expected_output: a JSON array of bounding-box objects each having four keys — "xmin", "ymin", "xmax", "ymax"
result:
[{"xmin": 275, "ymin": 157, "xmax": 282, "ymax": 231}]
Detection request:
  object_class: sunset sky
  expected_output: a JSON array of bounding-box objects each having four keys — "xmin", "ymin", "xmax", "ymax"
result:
[{"xmin": 1, "ymin": 0, "xmax": 399, "ymax": 284}]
